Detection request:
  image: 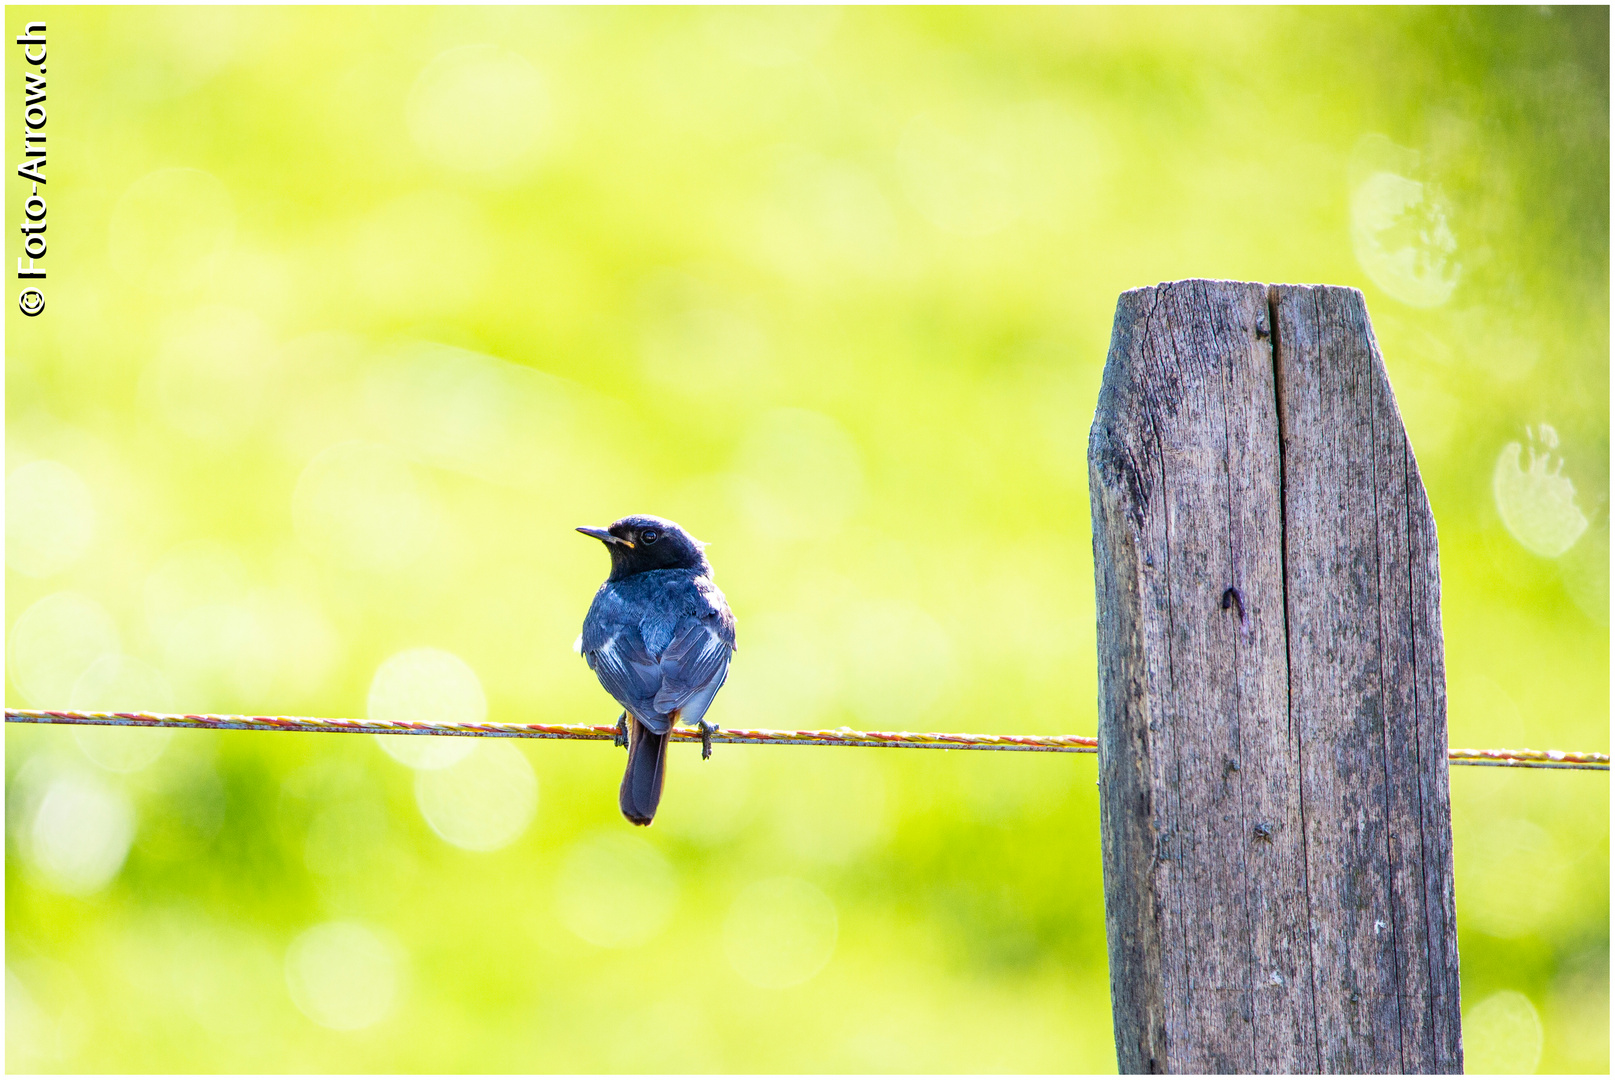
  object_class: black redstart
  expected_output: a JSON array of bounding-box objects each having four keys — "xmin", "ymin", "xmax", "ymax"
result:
[{"xmin": 576, "ymin": 515, "xmax": 736, "ymax": 826}]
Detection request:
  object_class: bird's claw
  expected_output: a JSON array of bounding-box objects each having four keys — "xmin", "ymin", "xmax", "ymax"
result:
[
  {"xmin": 614, "ymin": 712, "xmax": 628, "ymax": 749},
  {"xmin": 699, "ymin": 720, "xmax": 717, "ymax": 760}
]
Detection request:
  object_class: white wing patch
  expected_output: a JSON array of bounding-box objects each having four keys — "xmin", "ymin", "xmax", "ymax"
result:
[
  {"xmin": 693, "ymin": 633, "xmax": 725, "ymax": 667},
  {"xmin": 572, "ymin": 634, "xmax": 584, "ymax": 655}
]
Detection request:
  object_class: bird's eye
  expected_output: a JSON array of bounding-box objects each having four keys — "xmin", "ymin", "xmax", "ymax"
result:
[{"xmin": 641, "ymin": 529, "xmax": 659, "ymax": 544}]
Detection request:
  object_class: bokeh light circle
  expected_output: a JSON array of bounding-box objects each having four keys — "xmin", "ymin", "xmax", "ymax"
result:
[
  {"xmin": 554, "ymin": 831, "xmax": 678, "ymax": 948},
  {"xmin": 1463, "ymin": 990, "xmax": 1544, "ymax": 1074},
  {"xmin": 368, "ymin": 647, "xmax": 486, "ymax": 769},
  {"xmin": 1492, "ymin": 426, "xmax": 1589, "ymax": 558},
  {"xmin": 1347, "ymin": 134, "xmax": 1459, "ymax": 309},
  {"xmin": 5, "ymin": 460, "xmax": 95, "ymax": 578},
  {"xmin": 413, "ymin": 742, "xmax": 537, "ymax": 852},
  {"xmin": 26, "ymin": 770, "xmax": 135, "ymax": 896},
  {"xmin": 722, "ymin": 877, "xmax": 838, "ymax": 989},
  {"xmin": 284, "ymin": 921, "xmax": 402, "ymax": 1031}
]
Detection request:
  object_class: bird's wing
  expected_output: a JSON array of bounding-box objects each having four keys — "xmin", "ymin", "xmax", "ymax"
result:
[
  {"xmin": 652, "ymin": 613, "xmax": 734, "ymax": 719},
  {"xmin": 584, "ymin": 623, "xmax": 666, "ymax": 731}
]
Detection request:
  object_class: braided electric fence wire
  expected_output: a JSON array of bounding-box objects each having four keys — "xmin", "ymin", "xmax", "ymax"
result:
[{"xmin": 5, "ymin": 709, "xmax": 1607, "ymax": 770}]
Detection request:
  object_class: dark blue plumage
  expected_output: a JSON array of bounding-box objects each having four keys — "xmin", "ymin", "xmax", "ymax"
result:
[{"xmin": 576, "ymin": 515, "xmax": 735, "ymax": 825}]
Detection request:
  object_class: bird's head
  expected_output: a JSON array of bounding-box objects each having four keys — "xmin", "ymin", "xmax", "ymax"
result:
[{"xmin": 576, "ymin": 515, "xmax": 711, "ymax": 581}]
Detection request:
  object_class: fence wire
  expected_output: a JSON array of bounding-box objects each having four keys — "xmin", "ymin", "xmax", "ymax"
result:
[{"xmin": 5, "ymin": 709, "xmax": 1607, "ymax": 770}]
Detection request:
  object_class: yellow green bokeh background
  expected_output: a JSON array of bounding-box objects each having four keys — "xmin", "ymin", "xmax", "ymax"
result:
[{"xmin": 5, "ymin": 7, "xmax": 1607, "ymax": 1072}]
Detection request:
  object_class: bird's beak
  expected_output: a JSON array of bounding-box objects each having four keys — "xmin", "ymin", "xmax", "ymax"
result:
[{"xmin": 576, "ymin": 526, "xmax": 633, "ymax": 548}]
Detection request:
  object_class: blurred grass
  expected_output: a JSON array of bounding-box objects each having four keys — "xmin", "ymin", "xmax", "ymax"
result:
[{"xmin": 5, "ymin": 6, "xmax": 1608, "ymax": 1072}]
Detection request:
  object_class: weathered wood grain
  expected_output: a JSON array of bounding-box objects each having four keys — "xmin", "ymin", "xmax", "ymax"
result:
[{"xmin": 1089, "ymin": 280, "xmax": 1461, "ymax": 1074}]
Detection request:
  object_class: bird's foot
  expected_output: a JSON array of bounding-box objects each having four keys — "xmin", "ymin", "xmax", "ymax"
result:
[
  {"xmin": 614, "ymin": 712, "xmax": 628, "ymax": 749},
  {"xmin": 699, "ymin": 720, "xmax": 718, "ymax": 761}
]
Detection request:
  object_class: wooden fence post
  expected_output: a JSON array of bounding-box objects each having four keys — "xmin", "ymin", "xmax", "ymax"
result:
[{"xmin": 1088, "ymin": 280, "xmax": 1462, "ymax": 1073}]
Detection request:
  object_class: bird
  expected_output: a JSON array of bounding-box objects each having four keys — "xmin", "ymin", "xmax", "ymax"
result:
[{"xmin": 576, "ymin": 515, "xmax": 736, "ymax": 826}]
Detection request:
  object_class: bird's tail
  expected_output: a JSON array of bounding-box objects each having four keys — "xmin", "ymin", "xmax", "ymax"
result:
[{"xmin": 619, "ymin": 716, "xmax": 670, "ymax": 826}]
